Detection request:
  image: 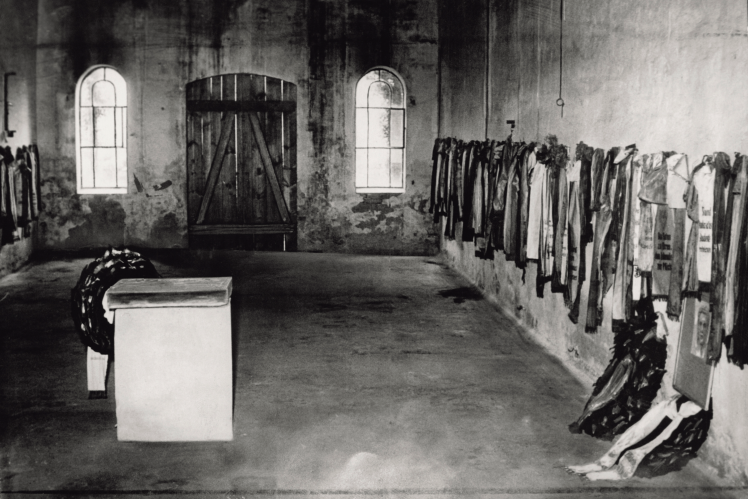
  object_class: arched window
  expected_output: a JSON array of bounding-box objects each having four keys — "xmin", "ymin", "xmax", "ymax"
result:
[
  {"xmin": 76, "ymin": 66, "xmax": 127, "ymax": 194},
  {"xmin": 355, "ymin": 67, "xmax": 406, "ymax": 193}
]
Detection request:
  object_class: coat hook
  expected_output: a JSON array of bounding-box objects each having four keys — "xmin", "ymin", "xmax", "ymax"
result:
[{"xmin": 4, "ymin": 72, "xmax": 16, "ymax": 138}]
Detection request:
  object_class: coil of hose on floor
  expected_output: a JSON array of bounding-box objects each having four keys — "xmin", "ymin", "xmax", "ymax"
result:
[{"xmin": 71, "ymin": 248, "xmax": 160, "ymax": 355}]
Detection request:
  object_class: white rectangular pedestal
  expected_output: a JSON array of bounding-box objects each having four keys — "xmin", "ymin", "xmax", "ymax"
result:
[{"xmin": 114, "ymin": 303, "xmax": 233, "ymax": 441}]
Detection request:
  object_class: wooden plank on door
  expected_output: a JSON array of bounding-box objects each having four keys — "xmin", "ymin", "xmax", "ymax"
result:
[
  {"xmin": 235, "ymin": 75, "xmax": 252, "ymax": 224},
  {"xmin": 209, "ymin": 76, "xmax": 227, "ymax": 223},
  {"xmin": 199, "ymin": 78, "xmax": 216, "ymax": 223},
  {"xmin": 186, "ymin": 133, "xmax": 203, "ymax": 223},
  {"xmin": 187, "ymin": 83, "xmax": 201, "ymax": 225},
  {"xmin": 284, "ymin": 82, "xmax": 297, "ymax": 222},
  {"xmin": 249, "ymin": 75, "xmax": 266, "ymax": 223},
  {"xmin": 221, "ymin": 74, "xmax": 239, "ymax": 223},
  {"xmin": 249, "ymin": 112, "xmax": 290, "ymax": 223},
  {"xmin": 265, "ymin": 78, "xmax": 283, "ymax": 223},
  {"xmin": 196, "ymin": 110, "xmax": 236, "ymax": 225}
]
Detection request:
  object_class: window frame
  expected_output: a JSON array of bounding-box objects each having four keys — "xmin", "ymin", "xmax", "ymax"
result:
[
  {"xmin": 75, "ymin": 65, "xmax": 128, "ymax": 194},
  {"xmin": 354, "ymin": 66, "xmax": 407, "ymax": 194}
]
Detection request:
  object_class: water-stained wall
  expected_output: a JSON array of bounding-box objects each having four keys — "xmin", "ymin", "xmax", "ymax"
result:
[
  {"xmin": 0, "ymin": 0, "xmax": 38, "ymax": 277},
  {"xmin": 438, "ymin": 0, "xmax": 748, "ymax": 484},
  {"xmin": 35, "ymin": 0, "xmax": 439, "ymax": 255}
]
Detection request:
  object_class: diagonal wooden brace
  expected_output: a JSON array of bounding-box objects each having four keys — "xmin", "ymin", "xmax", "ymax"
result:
[
  {"xmin": 196, "ymin": 111, "xmax": 236, "ymax": 225},
  {"xmin": 249, "ymin": 112, "xmax": 291, "ymax": 223}
]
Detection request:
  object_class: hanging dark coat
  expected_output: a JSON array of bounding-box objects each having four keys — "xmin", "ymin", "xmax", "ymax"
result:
[{"xmin": 706, "ymin": 152, "xmax": 733, "ymax": 362}]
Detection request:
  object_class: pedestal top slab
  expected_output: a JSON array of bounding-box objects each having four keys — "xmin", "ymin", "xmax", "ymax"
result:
[{"xmin": 106, "ymin": 277, "xmax": 232, "ymax": 309}]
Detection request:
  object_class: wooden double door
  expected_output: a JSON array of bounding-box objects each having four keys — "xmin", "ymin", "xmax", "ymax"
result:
[{"xmin": 186, "ymin": 74, "xmax": 296, "ymax": 249}]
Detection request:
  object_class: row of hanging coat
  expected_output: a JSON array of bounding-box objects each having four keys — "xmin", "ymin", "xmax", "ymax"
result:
[
  {"xmin": 1, "ymin": 144, "xmax": 41, "ymax": 246},
  {"xmin": 429, "ymin": 135, "xmax": 748, "ymax": 369}
]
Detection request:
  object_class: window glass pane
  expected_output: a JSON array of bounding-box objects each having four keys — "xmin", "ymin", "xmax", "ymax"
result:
[
  {"xmin": 116, "ymin": 148, "xmax": 127, "ymax": 188},
  {"xmin": 355, "ymin": 108, "xmax": 368, "ymax": 148},
  {"xmin": 121, "ymin": 108, "xmax": 127, "ymax": 148},
  {"xmin": 391, "ymin": 110, "xmax": 404, "ymax": 148},
  {"xmin": 355, "ymin": 149, "xmax": 368, "ymax": 187},
  {"xmin": 80, "ymin": 68, "xmax": 105, "ymax": 107},
  {"xmin": 115, "ymin": 108, "xmax": 124, "ymax": 147},
  {"xmin": 106, "ymin": 68, "xmax": 128, "ymax": 107},
  {"xmin": 356, "ymin": 70, "xmax": 379, "ymax": 107},
  {"xmin": 94, "ymin": 148, "xmax": 117, "ymax": 187},
  {"xmin": 379, "ymin": 70, "xmax": 404, "ymax": 108},
  {"xmin": 92, "ymin": 81, "xmax": 116, "ymax": 107},
  {"xmin": 368, "ymin": 148, "xmax": 390, "ymax": 187},
  {"xmin": 368, "ymin": 108, "xmax": 390, "ymax": 148},
  {"xmin": 80, "ymin": 107, "xmax": 94, "ymax": 147},
  {"xmin": 94, "ymin": 107, "xmax": 115, "ymax": 147},
  {"xmin": 368, "ymin": 81, "xmax": 391, "ymax": 108},
  {"xmin": 390, "ymin": 149, "xmax": 403, "ymax": 188},
  {"xmin": 80, "ymin": 148, "xmax": 94, "ymax": 188}
]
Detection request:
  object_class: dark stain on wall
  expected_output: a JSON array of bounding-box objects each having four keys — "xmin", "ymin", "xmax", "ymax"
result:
[
  {"xmin": 65, "ymin": 197, "xmax": 126, "ymax": 249},
  {"xmin": 68, "ymin": 1, "xmax": 120, "ymax": 78},
  {"xmin": 149, "ymin": 212, "xmax": 184, "ymax": 248},
  {"xmin": 352, "ymin": 201, "xmax": 397, "ymax": 231}
]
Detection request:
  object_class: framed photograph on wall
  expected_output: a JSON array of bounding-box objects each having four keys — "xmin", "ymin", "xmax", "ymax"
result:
[{"xmin": 673, "ymin": 293, "xmax": 716, "ymax": 410}]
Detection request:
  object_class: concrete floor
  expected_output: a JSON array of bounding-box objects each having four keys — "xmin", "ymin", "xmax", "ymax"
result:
[{"xmin": 0, "ymin": 251, "xmax": 743, "ymax": 498}]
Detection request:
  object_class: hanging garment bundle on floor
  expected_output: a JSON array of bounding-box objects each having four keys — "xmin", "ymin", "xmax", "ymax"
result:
[
  {"xmin": 567, "ymin": 395, "xmax": 710, "ymax": 480},
  {"xmin": 569, "ymin": 297, "xmax": 666, "ymax": 440},
  {"xmin": 71, "ymin": 248, "xmax": 161, "ymax": 355}
]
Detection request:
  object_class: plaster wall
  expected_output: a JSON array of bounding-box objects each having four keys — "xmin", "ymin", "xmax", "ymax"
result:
[
  {"xmin": 438, "ymin": 0, "xmax": 748, "ymax": 484},
  {"xmin": 35, "ymin": 0, "xmax": 439, "ymax": 255},
  {"xmin": 0, "ymin": 0, "xmax": 38, "ymax": 277}
]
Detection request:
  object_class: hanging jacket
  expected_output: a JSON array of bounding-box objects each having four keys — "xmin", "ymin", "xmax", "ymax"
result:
[
  {"xmin": 3, "ymin": 147, "xmax": 19, "ymax": 243},
  {"xmin": 639, "ymin": 152, "xmax": 668, "ymax": 205},
  {"xmin": 471, "ymin": 142, "xmax": 486, "ymax": 239},
  {"xmin": 608, "ymin": 146, "xmax": 636, "ymax": 326},
  {"xmin": 589, "ymin": 148, "xmax": 619, "ymax": 331},
  {"xmin": 517, "ymin": 144, "xmax": 534, "ymax": 267},
  {"xmin": 488, "ymin": 141, "xmax": 507, "ymax": 255},
  {"xmin": 566, "ymin": 158, "xmax": 582, "ymax": 314},
  {"xmin": 666, "ymin": 153, "xmax": 690, "ymax": 318},
  {"xmin": 630, "ymin": 154, "xmax": 645, "ymax": 304},
  {"xmin": 526, "ymin": 147, "xmax": 545, "ymax": 261},
  {"xmin": 693, "ymin": 159, "xmax": 715, "ymax": 284},
  {"xmin": 731, "ymin": 154, "xmax": 748, "ymax": 368},
  {"xmin": 590, "ymin": 148, "xmax": 606, "ymax": 212},
  {"xmin": 569, "ymin": 144, "xmax": 594, "ymax": 323},
  {"xmin": 492, "ymin": 137, "xmax": 512, "ymax": 252},
  {"xmin": 0, "ymin": 158, "xmax": 9, "ymax": 246},
  {"xmin": 638, "ymin": 153, "xmax": 668, "ymax": 277},
  {"xmin": 461, "ymin": 141, "xmax": 477, "ymax": 241},
  {"xmin": 553, "ymin": 164, "xmax": 570, "ymax": 298},
  {"xmin": 30, "ymin": 144, "xmax": 42, "ymax": 218},
  {"xmin": 652, "ymin": 205, "xmax": 674, "ymax": 299},
  {"xmin": 22, "ymin": 146, "xmax": 38, "ymax": 221},
  {"xmin": 682, "ymin": 166, "xmax": 702, "ymax": 295},
  {"xmin": 725, "ymin": 155, "xmax": 747, "ymax": 364},
  {"xmin": 541, "ymin": 156, "xmax": 556, "ymax": 279},
  {"xmin": 15, "ymin": 148, "xmax": 30, "ymax": 233},
  {"xmin": 706, "ymin": 152, "xmax": 733, "ymax": 362},
  {"xmin": 576, "ymin": 142, "xmax": 594, "ymax": 243},
  {"xmin": 455, "ymin": 140, "xmax": 467, "ymax": 223},
  {"xmin": 599, "ymin": 147, "xmax": 623, "ymax": 314},
  {"xmin": 479, "ymin": 141, "xmax": 500, "ymax": 259},
  {"xmin": 503, "ymin": 142, "xmax": 522, "ymax": 261},
  {"xmin": 444, "ymin": 139, "xmax": 459, "ymax": 239},
  {"xmin": 429, "ymin": 138, "xmax": 443, "ymax": 217}
]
